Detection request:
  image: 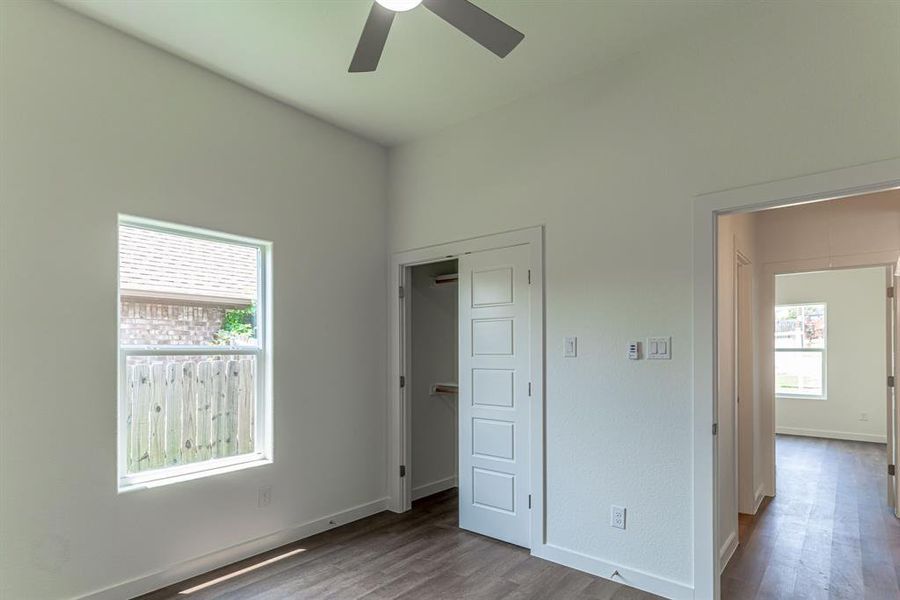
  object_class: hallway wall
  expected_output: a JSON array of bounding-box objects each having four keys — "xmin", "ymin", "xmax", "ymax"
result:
[{"xmin": 775, "ymin": 267, "xmax": 888, "ymax": 443}]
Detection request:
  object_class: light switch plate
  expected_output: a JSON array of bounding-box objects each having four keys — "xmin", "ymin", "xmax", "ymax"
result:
[
  {"xmin": 647, "ymin": 336, "xmax": 671, "ymax": 360},
  {"xmin": 564, "ymin": 336, "xmax": 577, "ymax": 358}
]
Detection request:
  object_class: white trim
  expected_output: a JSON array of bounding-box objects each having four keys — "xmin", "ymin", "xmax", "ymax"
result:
[
  {"xmin": 718, "ymin": 531, "xmax": 739, "ymax": 574},
  {"xmin": 776, "ymin": 394, "xmax": 828, "ymax": 401},
  {"xmin": 73, "ymin": 497, "xmax": 388, "ymax": 600},
  {"xmin": 412, "ymin": 476, "xmax": 458, "ymax": 501},
  {"xmin": 119, "ymin": 213, "xmax": 268, "ymax": 248},
  {"xmin": 119, "ymin": 454, "xmax": 271, "ymax": 493},
  {"xmin": 121, "ymin": 346, "xmax": 260, "ymax": 355},
  {"xmin": 776, "ymin": 427, "xmax": 887, "ymax": 444},
  {"xmin": 693, "ymin": 157, "xmax": 900, "ymax": 600},
  {"xmin": 387, "ymin": 226, "xmax": 545, "ymax": 553},
  {"xmin": 752, "ymin": 484, "xmax": 767, "ymax": 515},
  {"xmin": 532, "ymin": 544, "xmax": 693, "ymax": 600}
]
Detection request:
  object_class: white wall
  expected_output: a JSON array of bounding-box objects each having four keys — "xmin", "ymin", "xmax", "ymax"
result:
[
  {"xmin": 755, "ymin": 191, "xmax": 900, "ymax": 267},
  {"xmin": 775, "ymin": 268, "xmax": 888, "ymax": 442},
  {"xmin": 388, "ymin": 2, "xmax": 900, "ymax": 594},
  {"xmin": 0, "ymin": 2, "xmax": 387, "ymax": 599},
  {"xmin": 410, "ymin": 261, "xmax": 458, "ymax": 498}
]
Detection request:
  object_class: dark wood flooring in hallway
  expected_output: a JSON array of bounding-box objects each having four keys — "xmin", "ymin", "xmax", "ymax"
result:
[
  {"xmin": 721, "ymin": 435, "xmax": 900, "ymax": 599},
  {"xmin": 137, "ymin": 488, "xmax": 661, "ymax": 600}
]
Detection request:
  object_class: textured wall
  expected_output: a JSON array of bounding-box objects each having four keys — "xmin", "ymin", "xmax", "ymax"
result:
[
  {"xmin": 388, "ymin": 2, "xmax": 900, "ymax": 593},
  {"xmin": 0, "ymin": 2, "xmax": 388, "ymax": 598}
]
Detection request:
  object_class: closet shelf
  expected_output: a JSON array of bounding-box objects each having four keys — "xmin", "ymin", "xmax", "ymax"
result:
[
  {"xmin": 433, "ymin": 273, "xmax": 458, "ymax": 287},
  {"xmin": 430, "ymin": 382, "xmax": 458, "ymax": 396}
]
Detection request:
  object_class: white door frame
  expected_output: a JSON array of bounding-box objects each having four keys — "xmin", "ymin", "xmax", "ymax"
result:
[
  {"xmin": 387, "ymin": 226, "xmax": 545, "ymax": 549},
  {"xmin": 733, "ymin": 250, "xmax": 750, "ymax": 508},
  {"xmin": 692, "ymin": 158, "xmax": 900, "ymax": 600}
]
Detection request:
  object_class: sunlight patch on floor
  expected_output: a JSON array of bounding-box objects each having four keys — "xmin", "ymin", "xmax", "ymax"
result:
[{"xmin": 179, "ymin": 548, "xmax": 306, "ymax": 594}]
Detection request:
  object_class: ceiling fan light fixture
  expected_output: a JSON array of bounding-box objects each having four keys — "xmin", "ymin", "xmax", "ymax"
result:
[
  {"xmin": 375, "ymin": 0, "xmax": 423, "ymax": 12},
  {"xmin": 351, "ymin": 0, "xmax": 524, "ymax": 72}
]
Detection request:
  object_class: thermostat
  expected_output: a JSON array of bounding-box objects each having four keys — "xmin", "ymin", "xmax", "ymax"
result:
[{"xmin": 628, "ymin": 342, "xmax": 641, "ymax": 360}]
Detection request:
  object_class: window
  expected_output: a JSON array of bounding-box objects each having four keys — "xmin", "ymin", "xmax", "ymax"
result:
[
  {"xmin": 774, "ymin": 303, "xmax": 826, "ymax": 398},
  {"xmin": 118, "ymin": 216, "xmax": 271, "ymax": 490}
]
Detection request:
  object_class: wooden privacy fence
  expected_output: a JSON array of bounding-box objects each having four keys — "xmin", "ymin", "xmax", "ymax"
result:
[{"xmin": 125, "ymin": 357, "xmax": 256, "ymax": 473}]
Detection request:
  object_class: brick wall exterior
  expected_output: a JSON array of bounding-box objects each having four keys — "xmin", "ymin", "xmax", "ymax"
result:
[{"xmin": 120, "ymin": 299, "xmax": 238, "ymax": 345}]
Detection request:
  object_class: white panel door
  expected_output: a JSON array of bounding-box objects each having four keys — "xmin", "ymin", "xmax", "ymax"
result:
[{"xmin": 458, "ymin": 244, "xmax": 531, "ymax": 547}]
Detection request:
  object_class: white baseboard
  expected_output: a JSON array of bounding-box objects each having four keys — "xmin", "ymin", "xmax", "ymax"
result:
[
  {"xmin": 412, "ymin": 476, "xmax": 457, "ymax": 501},
  {"xmin": 752, "ymin": 484, "xmax": 766, "ymax": 514},
  {"xmin": 718, "ymin": 530, "xmax": 738, "ymax": 574},
  {"xmin": 76, "ymin": 497, "xmax": 389, "ymax": 600},
  {"xmin": 532, "ymin": 543, "xmax": 693, "ymax": 600},
  {"xmin": 777, "ymin": 426, "xmax": 886, "ymax": 444}
]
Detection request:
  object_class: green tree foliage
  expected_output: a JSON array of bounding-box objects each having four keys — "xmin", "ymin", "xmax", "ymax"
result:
[{"xmin": 214, "ymin": 305, "xmax": 256, "ymax": 345}]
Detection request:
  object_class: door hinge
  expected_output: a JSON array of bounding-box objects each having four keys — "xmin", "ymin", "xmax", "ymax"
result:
[
  {"xmin": 889, "ymin": 286, "xmax": 895, "ymax": 299},
  {"xmin": 400, "ymin": 465, "xmax": 406, "ymax": 478},
  {"xmin": 889, "ymin": 464, "xmax": 896, "ymax": 476},
  {"xmin": 528, "ymin": 494, "xmax": 532, "ymax": 509},
  {"xmin": 528, "ymin": 269, "xmax": 532, "ymax": 284},
  {"xmin": 400, "ymin": 375, "xmax": 406, "ymax": 388},
  {"xmin": 528, "ymin": 382, "xmax": 532, "ymax": 396},
  {"xmin": 399, "ymin": 285, "xmax": 405, "ymax": 299},
  {"xmin": 889, "ymin": 375, "xmax": 895, "ymax": 388},
  {"xmin": 712, "ymin": 422, "xmax": 718, "ymax": 436}
]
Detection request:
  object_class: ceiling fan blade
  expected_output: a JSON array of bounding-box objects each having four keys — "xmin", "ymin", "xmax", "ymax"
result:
[
  {"xmin": 422, "ymin": 0, "xmax": 523, "ymax": 58},
  {"xmin": 349, "ymin": 3, "xmax": 396, "ymax": 73}
]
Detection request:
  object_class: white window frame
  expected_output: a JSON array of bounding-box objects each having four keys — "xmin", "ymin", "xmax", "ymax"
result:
[
  {"xmin": 117, "ymin": 215, "xmax": 273, "ymax": 492},
  {"xmin": 775, "ymin": 302, "xmax": 827, "ymax": 400}
]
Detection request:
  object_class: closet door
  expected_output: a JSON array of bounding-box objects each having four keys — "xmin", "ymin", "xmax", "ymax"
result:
[{"xmin": 458, "ymin": 244, "xmax": 531, "ymax": 548}]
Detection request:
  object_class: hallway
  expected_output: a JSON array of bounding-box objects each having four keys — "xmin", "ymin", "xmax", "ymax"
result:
[{"xmin": 721, "ymin": 435, "xmax": 900, "ymax": 599}]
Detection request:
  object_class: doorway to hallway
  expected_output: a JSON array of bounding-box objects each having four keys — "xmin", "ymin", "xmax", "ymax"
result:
[{"xmin": 721, "ymin": 434, "xmax": 899, "ymax": 599}]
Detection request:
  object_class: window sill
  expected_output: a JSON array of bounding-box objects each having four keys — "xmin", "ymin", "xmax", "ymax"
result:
[
  {"xmin": 776, "ymin": 394, "xmax": 827, "ymax": 401},
  {"xmin": 118, "ymin": 455, "xmax": 272, "ymax": 494}
]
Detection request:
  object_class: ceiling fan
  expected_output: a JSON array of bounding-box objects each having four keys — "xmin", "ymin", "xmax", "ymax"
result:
[{"xmin": 350, "ymin": 0, "xmax": 524, "ymax": 73}]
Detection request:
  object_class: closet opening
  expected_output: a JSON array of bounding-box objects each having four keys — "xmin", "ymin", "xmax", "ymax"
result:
[
  {"xmin": 409, "ymin": 259, "xmax": 460, "ymax": 508},
  {"xmin": 389, "ymin": 227, "xmax": 543, "ymax": 549}
]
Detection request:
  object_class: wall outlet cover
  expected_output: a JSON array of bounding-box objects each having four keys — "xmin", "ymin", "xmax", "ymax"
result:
[
  {"xmin": 611, "ymin": 505, "xmax": 626, "ymax": 529},
  {"xmin": 258, "ymin": 485, "xmax": 272, "ymax": 508}
]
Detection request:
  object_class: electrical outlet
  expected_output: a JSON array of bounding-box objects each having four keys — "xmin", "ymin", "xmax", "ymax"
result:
[
  {"xmin": 859, "ymin": 412, "xmax": 869, "ymax": 422},
  {"xmin": 258, "ymin": 485, "xmax": 272, "ymax": 508},
  {"xmin": 610, "ymin": 505, "xmax": 626, "ymax": 530}
]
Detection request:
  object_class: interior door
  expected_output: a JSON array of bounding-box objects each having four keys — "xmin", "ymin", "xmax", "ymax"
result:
[{"xmin": 458, "ymin": 244, "xmax": 531, "ymax": 547}]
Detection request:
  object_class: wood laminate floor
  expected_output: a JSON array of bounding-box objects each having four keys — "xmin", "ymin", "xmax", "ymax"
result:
[
  {"xmin": 721, "ymin": 435, "xmax": 900, "ymax": 599},
  {"xmin": 137, "ymin": 489, "xmax": 661, "ymax": 600}
]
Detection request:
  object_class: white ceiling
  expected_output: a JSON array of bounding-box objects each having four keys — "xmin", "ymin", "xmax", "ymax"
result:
[{"xmin": 58, "ymin": 0, "xmax": 742, "ymax": 146}]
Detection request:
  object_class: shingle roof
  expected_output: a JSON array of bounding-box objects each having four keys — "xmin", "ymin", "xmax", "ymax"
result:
[{"xmin": 119, "ymin": 225, "xmax": 257, "ymax": 304}]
